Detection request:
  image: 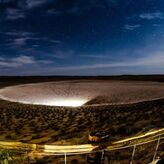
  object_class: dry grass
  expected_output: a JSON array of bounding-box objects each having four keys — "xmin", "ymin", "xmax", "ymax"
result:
[
  {"xmin": 0, "ymin": 96, "xmax": 164, "ymax": 145},
  {"xmin": 0, "ymin": 77, "xmax": 164, "ymax": 163}
]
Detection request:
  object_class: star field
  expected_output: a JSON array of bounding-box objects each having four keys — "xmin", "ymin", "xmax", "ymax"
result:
[{"xmin": 0, "ymin": 0, "xmax": 164, "ymax": 75}]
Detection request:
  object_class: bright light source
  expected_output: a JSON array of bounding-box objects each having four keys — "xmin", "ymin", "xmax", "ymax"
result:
[
  {"xmin": 0, "ymin": 88, "xmax": 89, "ymax": 107},
  {"xmin": 43, "ymin": 99, "xmax": 87, "ymax": 107},
  {"xmin": 44, "ymin": 144, "xmax": 96, "ymax": 153}
]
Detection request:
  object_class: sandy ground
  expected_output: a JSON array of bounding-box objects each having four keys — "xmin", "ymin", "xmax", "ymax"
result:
[{"xmin": 0, "ymin": 80, "xmax": 164, "ymax": 106}]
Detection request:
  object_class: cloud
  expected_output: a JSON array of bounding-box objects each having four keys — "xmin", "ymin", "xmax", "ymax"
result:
[
  {"xmin": 49, "ymin": 40, "xmax": 61, "ymax": 44},
  {"xmin": 13, "ymin": 37, "xmax": 30, "ymax": 46},
  {"xmin": 1, "ymin": 50, "xmax": 164, "ymax": 75},
  {"xmin": 11, "ymin": 55, "xmax": 35, "ymax": 64},
  {"xmin": 1, "ymin": 0, "xmax": 54, "ymax": 10},
  {"xmin": 5, "ymin": 8, "xmax": 25, "ymax": 20},
  {"xmin": 139, "ymin": 12, "xmax": 163, "ymax": 20},
  {"xmin": 25, "ymin": 0, "xmax": 49, "ymax": 9},
  {"xmin": 3, "ymin": 31, "xmax": 35, "ymax": 47},
  {"xmin": 52, "ymin": 50, "xmax": 74, "ymax": 59},
  {"xmin": 45, "ymin": 0, "xmax": 118, "ymax": 16},
  {"xmin": 0, "ymin": 0, "xmax": 118, "ymax": 18},
  {"xmin": 5, "ymin": 31, "xmax": 32, "ymax": 37},
  {"xmin": 4, "ymin": 33, "xmax": 62, "ymax": 49},
  {"xmin": 38, "ymin": 37, "xmax": 62, "ymax": 44},
  {"xmin": 0, "ymin": 55, "xmax": 36, "ymax": 68},
  {"xmin": 49, "ymin": 52, "xmax": 164, "ymax": 71},
  {"xmin": 5, "ymin": 36, "xmax": 32, "ymax": 47},
  {"xmin": 80, "ymin": 54, "xmax": 119, "ymax": 61},
  {"xmin": 124, "ymin": 24, "xmax": 141, "ymax": 31},
  {"xmin": 136, "ymin": 53, "xmax": 164, "ymax": 66},
  {"xmin": 0, "ymin": 55, "xmax": 53, "ymax": 69},
  {"xmin": 81, "ymin": 54, "xmax": 107, "ymax": 59},
  {"xmin": 46, "ymin": 9, "xmax": 61, "ymax": 15}
]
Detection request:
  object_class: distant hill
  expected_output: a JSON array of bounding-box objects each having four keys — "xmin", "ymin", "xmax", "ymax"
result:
[{"xmin": 0, "ymin": 75, "xmax": 164, "ymax": 87}]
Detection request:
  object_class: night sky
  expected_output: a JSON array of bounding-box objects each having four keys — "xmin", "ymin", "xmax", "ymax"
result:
[{"xmin": 0, "ymin": 0, "xmax": 164, "ymax": 75}]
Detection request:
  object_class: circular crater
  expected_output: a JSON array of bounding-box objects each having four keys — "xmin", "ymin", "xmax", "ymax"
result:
[{"xmin": 0, "ymin": 80, "xmax": 164, "ymax": 107}]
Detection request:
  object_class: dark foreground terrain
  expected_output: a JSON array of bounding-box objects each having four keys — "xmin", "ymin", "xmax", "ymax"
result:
[
  {"xmin": 0, "ymin": 97, "xmax": 164, "ymax": 144},
  {"xmin": 0, "ymin": 75, "xmax": 164, "ymax": 163}
]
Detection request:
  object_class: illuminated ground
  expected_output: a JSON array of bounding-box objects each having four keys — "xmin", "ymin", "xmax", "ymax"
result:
[
  {"xmin": 0, "ymin": 80, "xmax": 164, "ymax": 107},
  {"xmin": 0, "ymin": 77, "xmax": 164, "ymax": 163},
  {"xmin": 0, "ymin": 78, "xmax": 164, "ymax": 150}
]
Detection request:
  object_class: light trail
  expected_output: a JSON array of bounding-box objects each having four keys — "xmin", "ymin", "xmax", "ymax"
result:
[
  {"xmin": 113, "ymin": 128, "xmax": 164, "ymax": 144},
  {"xmin": 0, "ymin": 128, "xmax": 164, "ymax": 156},
  {"xmin": 0, "ymin": 141, "xmax": 36, "ymax": 150},
  {"xmin": 43, "ymin": 99, "xmax": 88, "ymax": 107},
  {"xmin": 44, "ymin": 144, "xmax": 97, "ymax": 153}
]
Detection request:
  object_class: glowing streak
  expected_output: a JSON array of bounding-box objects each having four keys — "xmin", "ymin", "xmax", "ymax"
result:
[
  {"xmin": 43, "ymin": 99, "xmax": 88, "ymax": 107},
  {"xmin": 0, "ymin": 128, "xmax": 164, "ymax": 156},
  {"xmin": 0, "ymin": 92, "xmax": 88, "ymax": 107},
  {"xmin": 113, "ymin": 128, "xmax": 164, "ymax": 144},
  {"xmin": 44, "ymin": 144, "xmax": 96, "ymax": 153}
]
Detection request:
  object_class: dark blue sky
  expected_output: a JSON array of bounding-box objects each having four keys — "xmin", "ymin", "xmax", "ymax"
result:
[{"xmin": 0, "ymin": 0, "xmax": 164, "ymax": 75}]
